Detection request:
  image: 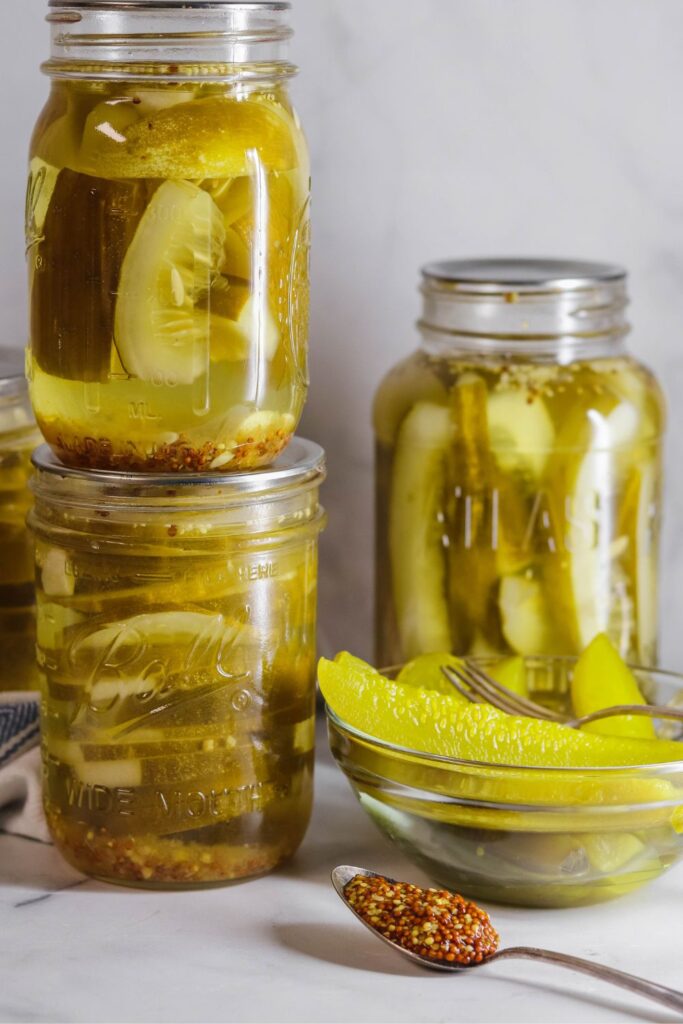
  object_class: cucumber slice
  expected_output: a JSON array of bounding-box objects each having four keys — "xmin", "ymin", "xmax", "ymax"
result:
[
  {"xmin": 580, "ymin": 832, "xmax": 646, "ymax": 874},
  {"xmin": 487, "ymin": 388, "xmax": 554, "ymax": 479},
  {"xmin": 499, "ymin": 573, "xmax": 555, "ymax": 656},
  {"xmin": 92, "ymin": 96, "xmax": 298, "ymax": 180},
  {"xmin": 389, "ymin": 402, "xmax": 452, "ymax": 659},
  {"xmin": 207, "ymin": 281, "xmax": 280, "ymax": 363},
  {"xmin": 40, "ymin": 548, "xmax": 75, "ymax": 597},
  {"xmin": 75, "ymin": 759, "xmax": 143, "ymax": 788},
  {"xmin": 115, "ymin": 180, "xmax": 226, "ymax": 385},
  {"xmin": 76, "ymin": 611, "xmax": 228, "ymax": 655},
  {"xmin": 26, "ymin": 157, "xmax": 60, "ymax": 240}
]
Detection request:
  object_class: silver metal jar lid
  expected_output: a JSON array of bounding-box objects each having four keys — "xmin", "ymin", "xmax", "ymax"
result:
[
  {"xmin": 48, "ymin": 2, "xmax": 291, "ymax": 10},
  {"xmin": 32, "ymin": 437, "xmax": 325, "ymax": 503},
  {"xmin": 420, "ymin": 257, "xmax": 629, "ymax": 342},
  {"xmin": 421, "ymin": 258, "xmax": 626, "ymax": 294}
]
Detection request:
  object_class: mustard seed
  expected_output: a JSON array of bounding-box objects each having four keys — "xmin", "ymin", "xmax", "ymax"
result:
[{"xmin": 344, "ymin": 874, "xmax": 499, "ymax": 966}]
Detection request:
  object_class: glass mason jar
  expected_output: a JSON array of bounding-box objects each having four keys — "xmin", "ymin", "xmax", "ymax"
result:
[
  {"xmin": 0, "ymin": 351, "xmax": 42, "ymax": 692},
  {"xmin": 374, "ymin": 259, "xmax": 665, "ymax": 668},
  {"xmin": 27, "ymin": 0, "xmax": 310, "ymax": 472},
  {"xmin": 30, "ymin": 438, "xmax": 325, "ymax": 887}
]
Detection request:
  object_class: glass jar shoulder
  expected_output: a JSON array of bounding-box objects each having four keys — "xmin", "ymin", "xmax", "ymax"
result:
[
  {"xmin": 373, "ymin": 349, "xmax": 452, "ymax": 447},
  {"xmin": 375, "ymin": 350, "xmax": 664, "ymax": 453}
]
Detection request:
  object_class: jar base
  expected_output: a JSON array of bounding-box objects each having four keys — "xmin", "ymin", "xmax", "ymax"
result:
[{"xmin": 46, "ymin": 808, "xmax": 306, "ymax": 889}]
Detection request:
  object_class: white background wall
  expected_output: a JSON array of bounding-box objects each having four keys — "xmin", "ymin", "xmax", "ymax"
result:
[{"xmin": 2, "ymin": 0, "xmax": 683, "ymax": 664}]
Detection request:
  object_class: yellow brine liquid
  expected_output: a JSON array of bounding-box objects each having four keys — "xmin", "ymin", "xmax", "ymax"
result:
[
  {"xmin": 375, "ymin": 353, "xmax": 664, "ymax": 667},
  {"xmin": 27, "ymin": 75, "xmax": 310, "ymax": 472}
]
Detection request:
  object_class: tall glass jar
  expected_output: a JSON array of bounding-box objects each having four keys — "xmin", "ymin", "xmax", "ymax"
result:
[
  {"xmin": 30, "ymin": 439, "xmax": 325, "ymax": 887},
  {"xmin": 374, "ymin": 259, "xmax": 665, "ymax": 668},
  {"xmin": 0, "ymin": 351, "xmax": 41, "ymax": 692},
  {"xmin": 27, "ymin": 0, "xmax": 310, "ymax": 472}
]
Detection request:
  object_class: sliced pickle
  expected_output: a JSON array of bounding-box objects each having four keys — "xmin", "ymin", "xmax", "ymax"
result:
[
  {"xmin": 395, "ymin": 652, "xmax": 467, "ymax": 698},
  {"xmin": 580, "ymin": 832, "xmax": 646, "ymax": 874},
  {"xmin": 489, "ymin": 655, "xmax": 528, "ymax": 697},
  {"xmin": 487, "ymin": 387, "xmax": 554, "ymax": 480},
  {"xmin": 499, "ymin": 572, "xmax": 556, "ymax": 656},
  {"xmin": 31, "ymin": 169, "xmax": 148, "ymax": 381},
  {"xmin": 26, "ymin": 157, "xmax": 60, "ymax": 241},
  {"xmin": 571, "ymin": 633, "xmax": 655, "ymax": 739},
  {"xmin": 90, "ymin": 97, "xmax": 298, "ymax": 179},
  {"xmin": 114, "ymin": 180, "xmax": 226, "ymax": 385},
  {"xmin": 78, "ymin": 98, "xmax": 143, "ymax": 176},
  {"xmin": 205, "ymin": 280, "xmax": 280, "ymax": 363},
  {"xmin": 40, "ymin": 548, "xmax": 75, "ymax": 597},
  {"xmin": 74, "ymin": 758, "xmax": 143, "ymax": 789},
  {"xmin": 37, "ymin": 603, "xmax": 83, "ymax": 651},
  {"xmin": 207, "ymin": 175, "xmax": 253, "ymax": 225},
  {"xmin": 389, "ymin": 402, "xmax": 452, "ymax": 659},
  {"xmin": 74, "ymin": 610, "xmax": 229, "ymax": 657}
]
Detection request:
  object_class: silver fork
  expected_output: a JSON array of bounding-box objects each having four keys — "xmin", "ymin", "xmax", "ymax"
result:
[{"xmin": 441, "ymin": 659, "xmax": 683, "ymax": 730}]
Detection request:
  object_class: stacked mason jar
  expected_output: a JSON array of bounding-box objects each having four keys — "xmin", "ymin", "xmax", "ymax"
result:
[{"xmin": 25, "ymin": 0, "xmax": 325, "ymax": 887}]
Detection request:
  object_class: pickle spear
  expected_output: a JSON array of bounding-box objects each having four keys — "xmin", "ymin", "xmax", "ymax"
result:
[
  {"xmin": 487, "ymin": 386, "xmax": 554, "ymax": 481},
  {"xmin": 449, "ymin": 375, "xmax": 502, "ymax": 652},
  {"xmin": 389, "ymin": 402, "xmax": 452, "ymax": 659},
  {"xmin": 544, "ymin": 397, "xmax": 639, "ymax": 654},
  {"xmin": 571, "ymin": 632, "xmax": 655, "ymax": 739}
]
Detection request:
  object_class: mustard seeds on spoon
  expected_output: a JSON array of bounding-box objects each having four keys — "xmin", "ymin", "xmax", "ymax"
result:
[{"xmin": 344, "ymin": 874, "xmax": 500, "ymax": 965}]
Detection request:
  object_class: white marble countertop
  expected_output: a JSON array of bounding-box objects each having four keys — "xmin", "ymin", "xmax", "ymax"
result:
[{"xmin": 1, "ymin": 722, "xmax": 682, "ymax": 1024}]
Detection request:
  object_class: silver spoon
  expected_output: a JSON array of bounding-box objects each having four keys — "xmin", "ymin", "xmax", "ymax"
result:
[{"xmin": 332, "ymin": 866, "xmax": 683, "ymax": 1015}]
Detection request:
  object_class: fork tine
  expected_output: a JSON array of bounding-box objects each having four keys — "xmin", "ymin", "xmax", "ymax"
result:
[
  {"xmin": 440, "ymin": 664, "xmax": 485, "ymax": 704},
  {"xmin": 441, "ymin": 663, "xmax": 525, "ymax": 716},
  {"xmin": 459, "ymin": 662, "xmax": 539, "ymax": 717},
  {"xmin": 464, "ymin": 659, "xmax": 568, "ymax": 723}
]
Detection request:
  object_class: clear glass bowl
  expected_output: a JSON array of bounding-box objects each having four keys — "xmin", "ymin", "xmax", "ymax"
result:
[{"xmin": 326, "ymin": 656, "xmax": 683, "ymax": 908}]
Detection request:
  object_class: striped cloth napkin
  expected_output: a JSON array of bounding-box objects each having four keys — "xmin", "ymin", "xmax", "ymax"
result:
[{"xmin": 0, "ymin": 692, "xmax": 48, "ymax": 842}]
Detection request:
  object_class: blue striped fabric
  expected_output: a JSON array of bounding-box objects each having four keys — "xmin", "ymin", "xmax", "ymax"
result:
[{"xmin": 0, "ymin": 696, "xmax": 40, "ymax": 769}]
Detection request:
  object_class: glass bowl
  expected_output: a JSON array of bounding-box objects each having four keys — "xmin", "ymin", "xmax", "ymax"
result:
[{"xmin": 325, "ymin": 656, "xmax": 683, "ymax": 908}]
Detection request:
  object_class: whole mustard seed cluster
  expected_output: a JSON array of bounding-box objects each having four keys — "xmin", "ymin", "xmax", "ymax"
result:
[{"xmin": 345, "ymin": 874, "xmax": 500, "ymax": 965}]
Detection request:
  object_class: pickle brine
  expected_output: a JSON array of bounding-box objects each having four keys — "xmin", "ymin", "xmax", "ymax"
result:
[
  {"xmin": 375, "ymin": 352, "xmax": 664, "ymax": 666},
  {"xmin": 27, "ymin": 78, "xmax": 310, "ymax": 471}
]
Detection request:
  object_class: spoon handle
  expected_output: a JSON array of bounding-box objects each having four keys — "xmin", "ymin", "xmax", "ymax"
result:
[{"xmin": 493, "ymin": 946, "xmax": 683, "ymax": 1013}]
